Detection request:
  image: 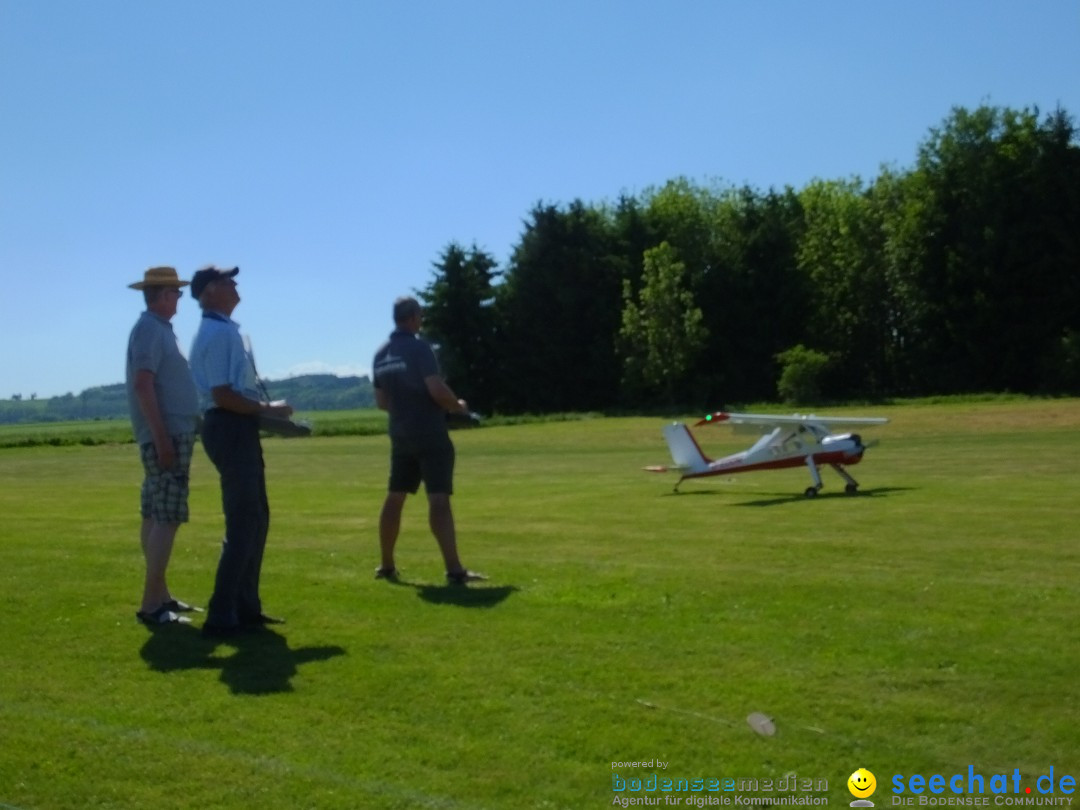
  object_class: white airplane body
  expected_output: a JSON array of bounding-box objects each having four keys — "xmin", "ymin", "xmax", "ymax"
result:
[{"xmin": 647, "ymin": 411, "xmax": 889, "ymax": 496}]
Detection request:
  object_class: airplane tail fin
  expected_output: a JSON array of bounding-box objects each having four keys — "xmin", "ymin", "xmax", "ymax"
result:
[{"xmin": 662, "ymin": 422, "xmax": 711, "ymax": 474}]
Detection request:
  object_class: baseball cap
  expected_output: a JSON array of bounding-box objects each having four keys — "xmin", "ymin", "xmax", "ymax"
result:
[{"xmin": 191, "ymin": 266, "xmax": 239, "ymax": 298}]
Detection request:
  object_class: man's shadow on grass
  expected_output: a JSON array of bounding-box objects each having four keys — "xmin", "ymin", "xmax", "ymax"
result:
[
  {"xmin": 139, "ymin": 625, "xmax": 345, "ymax": 696},
  {"xmin": 384, "ymin": 577, "xmax": 519, "ymax": 608}
]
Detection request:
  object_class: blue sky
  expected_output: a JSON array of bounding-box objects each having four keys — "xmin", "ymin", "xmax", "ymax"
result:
[{"xmin": 2, "ymin": 0, "xmax": 1077, "ymax": 399}]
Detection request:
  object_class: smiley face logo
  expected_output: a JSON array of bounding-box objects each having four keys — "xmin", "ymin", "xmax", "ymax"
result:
[{"xmin": 848, "ymin": 768, "xmax": 877, "ymax": 799}]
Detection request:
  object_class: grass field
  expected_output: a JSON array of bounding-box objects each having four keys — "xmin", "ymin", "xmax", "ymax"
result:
[
  {"xmin": 1, "ymin": 399, "xmax": 1078, "ymax": 809},
  {"xmin": 0, "ymin": 409, "xmax": 393, "ymax": 448}
]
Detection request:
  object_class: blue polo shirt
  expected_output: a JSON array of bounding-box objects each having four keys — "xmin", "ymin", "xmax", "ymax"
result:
[{"xmin": 189, "ymin": 311, "xmax": 261, "ymax": 412}]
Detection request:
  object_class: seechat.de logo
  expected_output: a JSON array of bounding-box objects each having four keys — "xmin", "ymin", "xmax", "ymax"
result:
[{"xmin": 890, "ymin": 766, "xmax": 1076, "ymax": 805}]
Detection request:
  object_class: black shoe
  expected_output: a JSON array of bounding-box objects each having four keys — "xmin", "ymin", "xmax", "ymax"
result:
[
  {"xmin": 446, "ymin": 569, "xmax": 488, "ymax": 585},
  {"xmin": 241, "ymin": 613, "xmax": 285, "ymax": 626},
  {"xmin": 374, "ymin": 566, "xmax": 399, "ymax": 581}
]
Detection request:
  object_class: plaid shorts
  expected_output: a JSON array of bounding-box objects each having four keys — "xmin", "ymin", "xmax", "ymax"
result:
[{"xmin": 139, "ymin": 433, "xmax": 195, "ymax": 523}]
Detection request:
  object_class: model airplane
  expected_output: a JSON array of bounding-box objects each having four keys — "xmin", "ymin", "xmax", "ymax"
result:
[{"xmin": 645, "ymin": 411, "xmax": 889, "ymax": 496}]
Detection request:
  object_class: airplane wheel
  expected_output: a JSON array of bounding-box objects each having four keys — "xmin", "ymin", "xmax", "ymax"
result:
[
  {"xmin": 845, "ymin": 484, "xmax": 858, "ymax": 495},
  {"xmin": 804, "ymin": 487, "xmax": 818, "ymax": 498}
]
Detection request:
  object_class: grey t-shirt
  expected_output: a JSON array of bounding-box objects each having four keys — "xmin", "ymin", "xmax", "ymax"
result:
[
  {"xmin": 126, "ymin": 311, "xmax": 199, "ymax": 445},
  {"xmin": 372, "ymin": 329, "xmax": 447, "ymax": 440}
]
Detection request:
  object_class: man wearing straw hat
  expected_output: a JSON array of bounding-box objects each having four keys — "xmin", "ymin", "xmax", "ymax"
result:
[{"xmin": 126, "ymin": 266, "xmax": 201, "ymax": 625}]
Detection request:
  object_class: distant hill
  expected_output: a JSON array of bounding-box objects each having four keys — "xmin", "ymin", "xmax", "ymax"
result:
[
  {"xmin": 0, "ymin": 375, "xmax": 374, "ymax": 424},
  {"xmin": 261, "ymin": 374, "xmax": 375, "ymax": 411}
]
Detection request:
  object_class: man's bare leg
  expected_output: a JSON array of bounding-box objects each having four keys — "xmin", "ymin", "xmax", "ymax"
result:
[
  {"xmin": 427, "ymin": 492, "xmax": 464, "ymax": 573},
  {"xmin": 140, "ymin": 518, "xmax": 178, "ymax": 612},
  {"xmin": 379, "ymin": 491, "xmax": 407, "ymax": 572}
]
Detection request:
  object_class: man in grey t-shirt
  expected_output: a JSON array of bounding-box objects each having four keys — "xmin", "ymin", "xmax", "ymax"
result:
[
  {"xmin": 372, "ymin": 296, "xmax": 485, "ymax": 585},
  {"xmin": 125, "ymin": 266, "xmax": 200, "ymax": 625}
]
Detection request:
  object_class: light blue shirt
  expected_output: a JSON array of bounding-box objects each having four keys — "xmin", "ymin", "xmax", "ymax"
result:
[{"xmin": 189, "ymin": 312, "xmax": 261, "ymax": 412}]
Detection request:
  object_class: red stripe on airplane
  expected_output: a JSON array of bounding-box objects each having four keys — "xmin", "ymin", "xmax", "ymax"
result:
[
  {"xmin": 695, "ymin": 412, "xmax": 731, "ymax": 427},
  {"xmin": 684, "ymin": 450, "xmax": 863, "ymax": 479}
]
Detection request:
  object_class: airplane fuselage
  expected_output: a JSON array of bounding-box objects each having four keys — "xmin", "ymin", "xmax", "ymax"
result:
[{"xmin": 694, "ymin": 434, "xmax": 865, "ymax": 480}]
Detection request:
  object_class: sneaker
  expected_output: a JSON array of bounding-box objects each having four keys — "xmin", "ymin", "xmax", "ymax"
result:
[
  {"xmin": 374, "ymin": 566, "xmax": 399, "ymax": 581},
  {"xmin": 446, "ymin": 569, "xmax": 487, "ymax": 585}
]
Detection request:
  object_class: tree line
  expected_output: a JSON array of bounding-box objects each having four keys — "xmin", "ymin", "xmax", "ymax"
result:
[{"xmin": 418, "ymin": 104, "xmax": 1080, "ymax": 414}]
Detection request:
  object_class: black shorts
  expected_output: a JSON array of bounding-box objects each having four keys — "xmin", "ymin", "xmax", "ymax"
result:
[{"xmin": 388, "ymin": 433, "xmax": 455, "ymax": 495}]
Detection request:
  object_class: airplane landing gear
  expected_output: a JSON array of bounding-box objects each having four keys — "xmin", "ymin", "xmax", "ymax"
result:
[
  {"xmin": 804, "ymin": 459, "xmax": 864, "ymax": 497},
  {"xmin": 804, "ymin": 457, "xmax": 824, "ymax": 497},
  {"xmin": 830, "ymin": 463, "xmax": 861, "ymax": 495}
]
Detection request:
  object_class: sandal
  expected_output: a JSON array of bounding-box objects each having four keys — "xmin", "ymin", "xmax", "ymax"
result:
[
  {"xmin": 163, "ymin": 598, "xmax": 203, "ymax": 613},
  {"xmin": 136, "ymin": 605, "xmax": 191, "ymax": 625}
]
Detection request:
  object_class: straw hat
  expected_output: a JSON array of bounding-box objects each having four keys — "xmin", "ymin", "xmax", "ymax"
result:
[{"xmin": 128, "ymin": 266, "xmax": 189, "ymax": 290}]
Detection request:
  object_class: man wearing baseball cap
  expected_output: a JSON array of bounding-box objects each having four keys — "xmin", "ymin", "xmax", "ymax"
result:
[
  {"xmin": 189, "ymin": 265, "xmax": 293, "ymax": 638},
  {"xmin": 125, "ymin": 266, "xmax": 201, "ymax": 625}
]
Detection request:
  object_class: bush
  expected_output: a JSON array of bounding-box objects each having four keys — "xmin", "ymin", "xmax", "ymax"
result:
[{"xmin": 775, "ymin": 344, "xmax": 831, "ymax": 404}]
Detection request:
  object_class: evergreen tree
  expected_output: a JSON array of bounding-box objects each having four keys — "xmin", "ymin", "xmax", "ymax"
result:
[
  {"xmin": 417, "ymin": 243, "xmax": 499, "ymax": 413},
  {"xmin": 494, "ymin": 201, "xmax": 625, "ymax": 413}
]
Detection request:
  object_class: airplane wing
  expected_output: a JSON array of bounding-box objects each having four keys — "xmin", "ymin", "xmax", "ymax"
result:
[{"xmin": 696, "ymin": 412, "xmax": 889, "ymax": 431}]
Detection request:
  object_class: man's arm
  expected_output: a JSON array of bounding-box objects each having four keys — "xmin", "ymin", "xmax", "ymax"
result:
[
  {"xmin": 133, "ymin": 369, "xmax": 175, "ymax": 469},
  {"xmin": 424, "ymin": 375, "xmax": 468, "ymax": 415},
  {"xmin": 210, "ymin": 385, "xmax": 294, "ymax": 417},
  {"xmin": 374, "ymin": 387, "xmax": 390, "ymax": 412}
]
